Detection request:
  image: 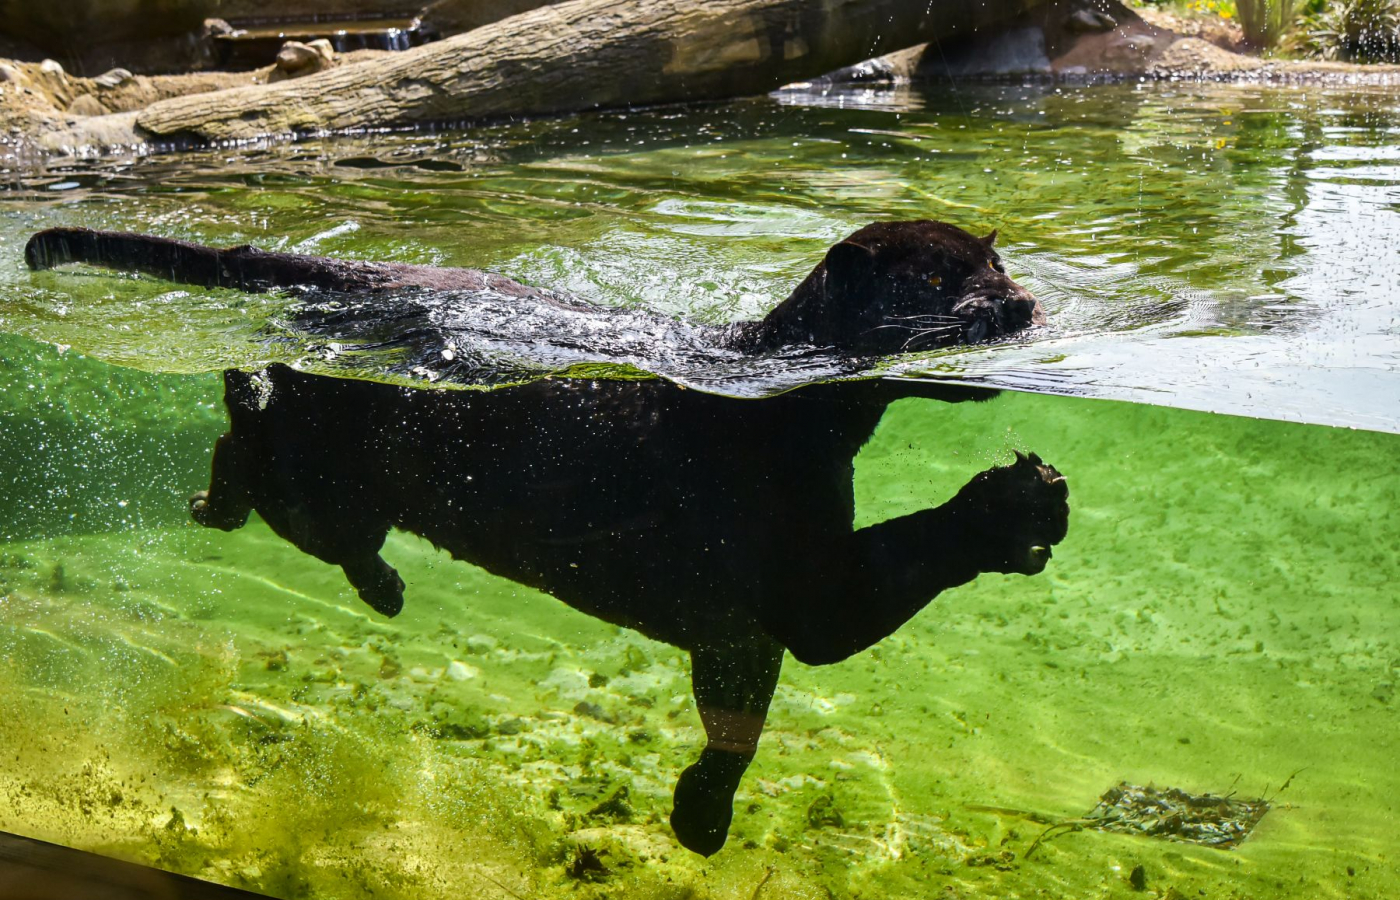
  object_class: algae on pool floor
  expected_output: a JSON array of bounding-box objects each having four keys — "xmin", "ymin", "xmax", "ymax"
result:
[{"xmin": 0, "ymin": 343, "xmax": 1394, "ymax": 899}]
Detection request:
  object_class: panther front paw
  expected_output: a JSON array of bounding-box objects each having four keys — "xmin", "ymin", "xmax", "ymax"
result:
[
  {"xmin": 957, "ymin": 450, "xmax": 1069, "ymax": 575},
  {"xmin": 342, "ymin": 555, "xmax": 405, "ymax": 618}
]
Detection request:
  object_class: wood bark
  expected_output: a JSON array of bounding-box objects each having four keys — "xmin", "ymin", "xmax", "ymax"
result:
[{"xmin": 130, "ymin": 0, "xmax": 1041, "ymax": 145}]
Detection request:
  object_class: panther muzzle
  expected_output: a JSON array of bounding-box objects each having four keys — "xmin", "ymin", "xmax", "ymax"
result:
[{"xmin": 953, "ymin": 283, "xmax": 1044, "ymax": 343}]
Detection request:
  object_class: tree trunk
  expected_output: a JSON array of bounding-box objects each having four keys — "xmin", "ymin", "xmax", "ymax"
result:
[{"xmin": 126, "ymin": 0, "xmax": 1038, "ymax": 145}]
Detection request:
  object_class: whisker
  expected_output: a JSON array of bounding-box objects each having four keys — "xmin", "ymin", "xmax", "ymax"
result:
[
  {"xmin": 899, "ymin": 324, "xmax": 962, "ymax": 351},
  {"xmin": 884, "ymin": 313, "xmax": 963, "ymax": 323},
  {"xmin": 866, "ymin": 323, "xmax": 926, "ymax": 333},
  {"xmin": 866, "ymin": 320, "xmax": 963, "ymax": 335}
]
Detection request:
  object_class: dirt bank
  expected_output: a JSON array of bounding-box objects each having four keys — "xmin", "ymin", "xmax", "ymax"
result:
[{"xmin": 0, "ymin": 49, "xmax": 395, "ymax": 159}]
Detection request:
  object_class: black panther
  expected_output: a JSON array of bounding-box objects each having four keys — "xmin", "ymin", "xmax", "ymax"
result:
[
  {"xmin": 26, "ymin": 219, "xmax": 1065, "ymax": 854},
  {"xmin": 25, "ymin": 220, "xmax": 1044, "ymax": 354},
  {"xmin": 184, "ymin": 366, "xmax": 1068, "ymax": 856}
]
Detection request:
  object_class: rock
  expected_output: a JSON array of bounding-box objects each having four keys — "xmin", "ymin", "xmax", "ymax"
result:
[
  {"xmin": 1151, "ymin": 37, "xmax": 1265, "ymax": 77},
  {"xmin": 0, "ymin": 63, "xmax": 21, "ymax": 84},
  {"xmin": 584, "ymin": 785, "xmax": 633, "ymax": 823},
  {"xmin": 306, "ymin": 39, "xmax": 336, "ymax": 64},
  {"xmin": 464, "ymin": 634, "xmax": 498, "ymax": 654},
  {"xmin": 39, "ymin": 59, "xmax": 66, "ymax": 78},
  {"xmin": 275, "ymin": 42, "xmax": 320, "ymax": 74},
  {"xmin": 1067, "ymin": 8, "xmax": 1118, "ymax": 34},
  {"xmin": 805, "ymin": 43, "xmax": 928, "ymax": 85},
  {"xmin": 203, "ymin": 18, "xmax": 236, "ymax": 39},
  {"xmin": 446, "ymin": 660, "xmax": 479, "ymax": 681},
  {"xmin": 93, "ymin": 68, "xmax": 134, "ymax": 88},
  {"xmin": 67, "ymin": 94, "xmax": 106, "ymax": 117},
  {"xmin": 274, "ymin": 39, "xmax": 336, "ymax": 76},
  {"xmin": 1102, "ymin": 32, "xmax": 1159, "ymax": 67},
  {"xmin": 806, "ymin": 792, "xmax": 844, "ymax": 829},
  {"xmin": 36, "ymin": 110, "xmax": 143, "ymax": 155}
]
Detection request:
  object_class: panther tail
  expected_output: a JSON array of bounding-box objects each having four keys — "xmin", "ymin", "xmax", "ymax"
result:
[{"xmin": 25, "ymin": 227, "xmax": 391, "ymax": 293}]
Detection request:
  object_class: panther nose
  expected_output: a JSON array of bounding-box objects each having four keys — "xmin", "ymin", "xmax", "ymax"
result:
[{"xmin": 1000, "ymin": 290, "xmax": 1044, "ymax": 330}]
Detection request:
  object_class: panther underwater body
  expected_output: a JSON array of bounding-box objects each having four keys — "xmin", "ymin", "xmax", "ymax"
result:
[
  {"xmin": 185, "ymin": 366, "xmax": 1070, "ymax": 857},
  {"xmin": 25, "ymin": 220, "xmax": 1044, "ymax": 356},
  {"xmin": 25, "ymin": 220, "xmax": 1065, "ymax": 856}
]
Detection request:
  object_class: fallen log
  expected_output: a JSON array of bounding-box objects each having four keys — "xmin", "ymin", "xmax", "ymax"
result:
[{"xmin": 56, "ymin": 0, "xmax": 1039, "ymax": 150}]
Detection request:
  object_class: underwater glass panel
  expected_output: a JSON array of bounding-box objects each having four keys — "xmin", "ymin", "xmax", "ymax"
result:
[{"xmin": 0, "ymin": 81, "xmax": 1396, "ymax": 898}]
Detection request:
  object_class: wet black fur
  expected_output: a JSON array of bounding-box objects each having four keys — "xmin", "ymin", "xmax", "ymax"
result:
[
  {"xmin": 188, "ymin": 366, "xmax": 1069, "ymax": 855},
  {"xmin": 25, "ymin": 220, "xmax": 1044, "ymax": 354}
]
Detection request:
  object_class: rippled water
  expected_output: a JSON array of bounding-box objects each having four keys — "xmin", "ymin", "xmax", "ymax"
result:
[
  {"xmin": 3, "ymin": 81, "xmax": 1399, "ymax": 426},
  {"xmin": 0, "ymin": 82, "xmax": 1397, "ymax": 899}
]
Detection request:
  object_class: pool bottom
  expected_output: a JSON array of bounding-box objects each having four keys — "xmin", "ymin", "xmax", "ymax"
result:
[{"xmin": 0, "ymin": 379, "xmax": 1395, "ymax": 900}]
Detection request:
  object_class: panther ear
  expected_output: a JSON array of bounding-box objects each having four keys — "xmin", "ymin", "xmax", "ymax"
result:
[
  {"xmin": 981, "ymin": 229, "xmax": 999, "ymax": 247},
  {"xmin": 824, "ymin": 240, "xmax": 875, "ymax": 290}
]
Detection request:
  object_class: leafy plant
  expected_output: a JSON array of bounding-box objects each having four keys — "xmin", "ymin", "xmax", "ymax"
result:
[
  {"xmin": 1127, "ymin": 0, "xmax": 1238, "ymax": 20},
  {"xmin": 1235, "ymin": 0, "xmax": 1300, "ymax": 45},
  {"xmin": 1190, "ymin": 0, "xmax": 1238, "ymax": 18},
  {"xmin": 1295, "ymin": 0, "xmax": 1400, "ymax": 61}
]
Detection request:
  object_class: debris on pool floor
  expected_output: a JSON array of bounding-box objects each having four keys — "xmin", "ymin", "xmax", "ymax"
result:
[
  {"xmin": 1030, "ymin": 781, "xmax": 1272, "ymax": 856},
  {"xmin": 1088, "ymin": 781, "xmax": 1271, "ymax": 848}
]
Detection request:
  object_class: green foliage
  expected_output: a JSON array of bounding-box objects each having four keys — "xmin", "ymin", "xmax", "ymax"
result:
[
  {"xmin": 1191, "ymin": 0, "xmax": 1240, "ymax": 17},
  {"xmin": 1132, "ymin": 0, "xmax": 1240, "ymax": 17},
  {"xmin": 1293, "ymin": 0, "xmax": 1400, "ymax": 61},
  {"xmin": 1235, "ymin": 0, "xmax": 1300, "ymax": 45}
]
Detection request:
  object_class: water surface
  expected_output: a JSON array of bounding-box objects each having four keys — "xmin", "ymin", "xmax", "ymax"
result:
[{"xmin": 3, "ymin": 81, "xmax": 1398, "ymax": 427}]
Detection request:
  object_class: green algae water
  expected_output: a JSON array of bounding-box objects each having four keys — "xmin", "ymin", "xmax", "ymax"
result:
[{"xmin": 0, "ymin": 81, "xmax": 1397, "ymax": 898}]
